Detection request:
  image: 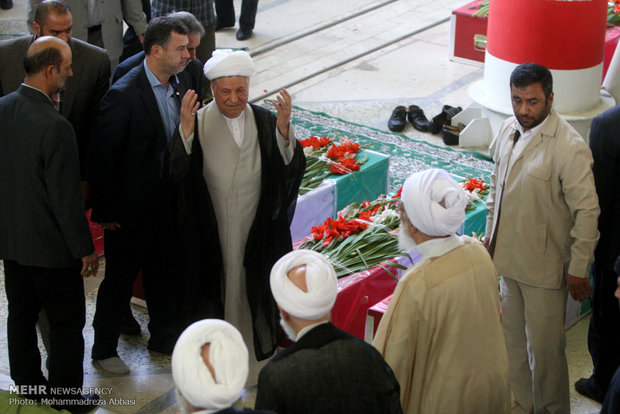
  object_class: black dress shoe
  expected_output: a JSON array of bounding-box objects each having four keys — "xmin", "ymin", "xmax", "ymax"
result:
[
  {"xmin": 120, "ymin": 312, "xmax": 141, "ymax": 336},
  {"xmin": 0, "ymin": 0, "xmax": 13, "ymax": 9},
  {"xmin": 387, "ymin": 105, "xmax": 407, "ymax": 132},
  {"xmin": 575, "ymin": 377, "xmax": 605, "ymax": 403},
  {"xmin": 430, "ymin": 105, "xmax": 463, "ymax": 134},
  {"xmin": 236, "ymin": 28, "xmax": 253, "ymax": 41},
  {"xmin": 407, "ymin": 105, "xmax": 431, "ymax": 132}
]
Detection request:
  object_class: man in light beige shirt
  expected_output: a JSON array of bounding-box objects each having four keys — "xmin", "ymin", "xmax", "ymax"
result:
[{"xmin": 485, "ymin": 62, "xmax": 600, "ymax": 414}]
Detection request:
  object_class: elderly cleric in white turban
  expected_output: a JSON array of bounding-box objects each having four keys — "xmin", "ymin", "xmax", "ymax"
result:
[
  {"xmin": 172, "ymin": 319, "xmax": 249, "ymax": 414},
  {"xmin": 270, "ymin": 250, "xmax": 338, "ymax": 321},
  {"xmin": 203, "ymin": 49, "xmax": 256, "ymax": 81},
  {"xmin": 401, "ymin": 168, "xmax": 468, "ymax": 237}
]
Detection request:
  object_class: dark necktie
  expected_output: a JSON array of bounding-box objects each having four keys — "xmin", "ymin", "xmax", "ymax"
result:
[{"xmin": 488, "ymin": 129, "xmax": 521, "ymax": 257}]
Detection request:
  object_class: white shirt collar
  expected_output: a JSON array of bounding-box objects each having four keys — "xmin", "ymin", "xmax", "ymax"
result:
[
  {"xmin": 415, "ymin": 234, "xmax": 464, "ymax": 261},
  {"xmin": 222, "ymin": 108, "xmax": 247, "ymax": 148}
]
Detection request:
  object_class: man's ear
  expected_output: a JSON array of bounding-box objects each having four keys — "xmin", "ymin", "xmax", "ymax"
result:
[
  {"xmin": 44, "ymin": 64, "xmax": 57, "ymax": 79},
  {"xmin": 33, "ymin": 21, "xmax": 42, "ymax": 37}
]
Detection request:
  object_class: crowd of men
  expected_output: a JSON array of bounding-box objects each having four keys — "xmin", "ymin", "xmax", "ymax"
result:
[{"xmin": 0, "ymin": 1, "xmax": 619, "ymax": 413}]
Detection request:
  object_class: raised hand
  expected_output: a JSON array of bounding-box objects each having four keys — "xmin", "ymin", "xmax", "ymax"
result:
[
  {"xmin": 180, "ymin": 89, "xmax": 200, "ymax": 139},
  {"xmin": 274, "ymin": 88, "xmax": 292, "ymax": 138}
]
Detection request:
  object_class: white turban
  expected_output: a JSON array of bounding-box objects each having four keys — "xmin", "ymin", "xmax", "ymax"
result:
[
  {"xmin": 203, "ymin": 49, "xmax": 255, "ymax": 80},
  {"xmin": 270, "ymin": 250, "xmax": 338, "ymax": 320},
  {"xmin": 171, "ymin": 319, "xmax": 248, "ymax": 413},
  {"xmin": 401, "ymin": 168, "xmax": 467, "ymax": 236}
]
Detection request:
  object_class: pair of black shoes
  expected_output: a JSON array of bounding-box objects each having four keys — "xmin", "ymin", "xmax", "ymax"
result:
[
  {"xmin": 388, "ymin": 105, "xmax": 462, "ymax": 134},
  {"xmin": 215, "ymin": 18, "xmax": 253, "ymax": 40}
]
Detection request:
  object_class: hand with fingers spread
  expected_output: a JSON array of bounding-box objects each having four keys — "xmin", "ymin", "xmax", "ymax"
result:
[
  {"xmin": 274, "ymin": 88, "xmax": 292, "ymax": 138},
  {"xmin": 181, "ymin": 89, "xmax": 200, "ymax": 139}
]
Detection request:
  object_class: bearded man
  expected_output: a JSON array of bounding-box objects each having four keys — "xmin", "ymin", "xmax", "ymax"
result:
[
  {"xmin": 485, "ymin": 62, "xmax": 600, "ymax": 413},
  {"xmin": 171, "ymin": 49, "xmax": 305, "ymax": 385},
  {"xmin": 373, "ymin": 168, "xmax": 510, "ymax": 414}
]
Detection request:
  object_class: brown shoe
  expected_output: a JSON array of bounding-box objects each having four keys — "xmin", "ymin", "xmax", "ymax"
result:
[{"xmin": 441, "ymin": 123, "xmax": 465, "ymax": 146}]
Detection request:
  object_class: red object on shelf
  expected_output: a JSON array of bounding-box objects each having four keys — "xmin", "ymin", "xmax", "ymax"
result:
[
  {"xmin": 332, "ymin": 267, "xmax": 397, "ymax": 340},
  {"xmin": 365, "ymin": 294, "xmax": 393, "ymax": 342},
  {"xmin": 450, "ymin": 0, "xmax": 488, "ymax": 64}
]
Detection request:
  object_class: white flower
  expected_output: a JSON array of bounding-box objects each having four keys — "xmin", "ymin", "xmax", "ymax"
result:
[{"xmin": 374, "ymin": 208, "xmax": 399, "ymax": 225}]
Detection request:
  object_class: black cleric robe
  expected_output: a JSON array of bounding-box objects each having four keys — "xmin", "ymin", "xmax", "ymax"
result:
[{"xmin": 169, "ymin": 102, "xmax": 305, "ymax": 364}]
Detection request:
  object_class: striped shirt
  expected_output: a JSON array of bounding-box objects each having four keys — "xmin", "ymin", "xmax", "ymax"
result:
[{"xmin": 151, "ymin": 0, "xmax": 216, "ymax": 27}]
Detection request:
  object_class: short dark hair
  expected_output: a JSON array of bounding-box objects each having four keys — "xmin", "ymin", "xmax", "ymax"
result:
[
  {"xmin": 168, "ymin": 11, "xmax": 205, "ymax": 37},
  {"xmin": 23, "ymin": 46, "xmax": 63, "ymax": 75},
  {"xmin": 510, "ymin": 63, "xmax": 553, "ymax": 100},
  {"xmin": 34, "ymin": 0, "xmax": 71, "ymax": 26},
  {"xmin": 143, "ymin": 16, "xmax": 189, "ymax": 56}
]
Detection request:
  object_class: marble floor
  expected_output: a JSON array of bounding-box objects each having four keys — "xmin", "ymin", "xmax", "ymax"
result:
[{"xmin": 0, "ymin": 0, "xmax": 605, "ymax": 413}]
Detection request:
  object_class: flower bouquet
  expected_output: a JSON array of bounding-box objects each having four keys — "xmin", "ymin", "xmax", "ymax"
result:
[
  {"xmin": 299, "ymin": 135, "xmax": 368, "ymax": 195},
  {"xmin": 298, "ymin": 188, "xmax": 408, "ymax": 279},
  {"xmin": 461, "ymin": 177, "xmax": 489, "ymax": 210}
]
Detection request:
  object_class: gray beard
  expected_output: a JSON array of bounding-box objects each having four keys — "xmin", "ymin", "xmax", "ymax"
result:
[
  {"xmin": 398, "ymin": 223, "xmax": 418, "ymax": 254},
  {"xmin": 280, "ymin": 317, "xmax": 298, "ymax": 342},
  {"xmin": 176, "ymin": 390, "xmax": 192, "ymax": 414}
]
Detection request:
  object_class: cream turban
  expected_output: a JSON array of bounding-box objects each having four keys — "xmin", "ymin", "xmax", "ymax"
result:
[
  {"xmin": 203, "ymin": 49, "xmax": 255, "ymax": 80},
  {"xmin": 171, "ymin": 319, "xmax": 248, "ymax": 413},
  {"xmin": 270, "ymin": 250, "xmax": 338, "ymax": 320},
  {"xmin": 401, "ymin": 168, "xmax": 467, "ymax": 236}
]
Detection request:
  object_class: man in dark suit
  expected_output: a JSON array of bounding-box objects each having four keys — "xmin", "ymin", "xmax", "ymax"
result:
[
  {"xmin": 575, "ymin": 105, "xmax": 620, "ymax": 402},
  {"xmin": 113, "ymin": 10, "xmax": 205, "ymax": 102},
  {"xmin": 255, "ymin": 250, "xmax": 403, "ymax": 414},
  {"xmin": 0, "ymin": 36, "xmax": 99, "ymax": 412},
  {"xmin": 0, "ymin": 0, "xmax": 110, "ymax": 184},
  {"xmin": 110, "ymin": 10, "xmax": 207, "ymax": 336},
  {"xmin": 88, "ymin": 16, "xmax": 193, "ymax": 374}
]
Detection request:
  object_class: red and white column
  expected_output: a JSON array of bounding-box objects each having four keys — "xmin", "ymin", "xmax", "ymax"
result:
[{"xmin": 468, "ymin": 0, "xmax": 614, "ymax": 140}]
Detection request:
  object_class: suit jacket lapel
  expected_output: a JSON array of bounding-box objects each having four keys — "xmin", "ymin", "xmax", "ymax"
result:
[{"xmin": 136, "ymin": 65, "xmax": 168, "ymax": 147}]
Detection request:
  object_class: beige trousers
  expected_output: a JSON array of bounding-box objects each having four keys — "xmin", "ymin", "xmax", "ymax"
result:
[{"xmin": 500, "ymin": 276, "xmax": 570, "ymax": 414}]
